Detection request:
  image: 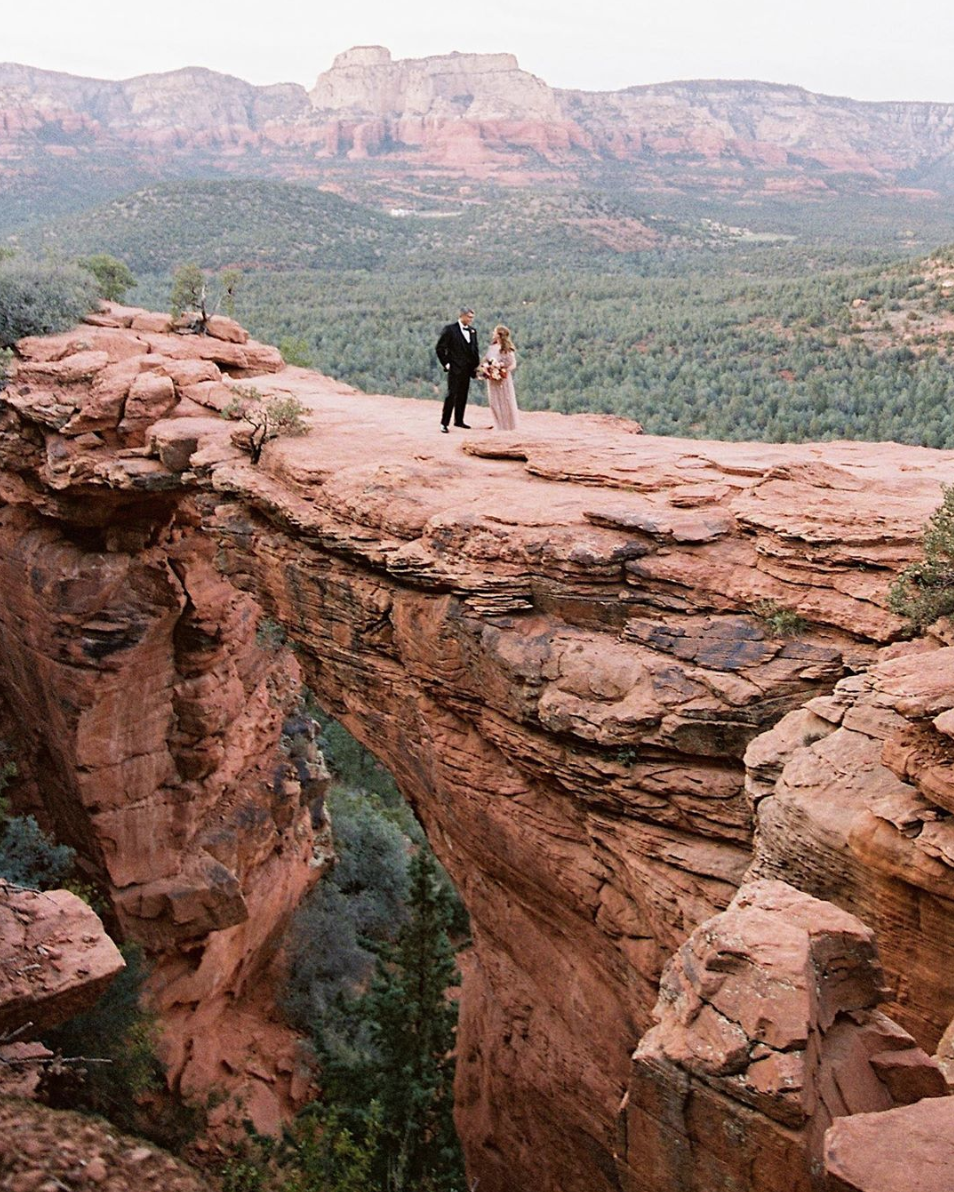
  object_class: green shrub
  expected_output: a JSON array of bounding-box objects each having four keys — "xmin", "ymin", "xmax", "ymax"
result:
[
  {"xmin": 0, "ymin": 258, "xmax": 98, "ymax": 347},
  {"xmin": 0, "ymin": 750, "xmax": 77, "ymax": 889},
  {"xmin": 752, "ymin": 598, "xmax": 807, "ymax": 636},
  {"xmin": 218, "ymin": 1102, "xmax": 382, "ymax": 1192},
  {"xmin": 169, "ymin": 262, "xmax": 207, "ymax": 323},
  {"xmin": 317, "ymin": 849, "xmax": 465, "ymax": 1191},
  {"xmin": 278, "ymin": 336, "xmax": 314, "ymax": 368},
  {"xmin": 0, "ymin": 813, "xmax": 76, "ymax": 888},
  {"xmin": 77, "ymin": 253, "xmax": 136, "ymax": 302},
  {"xmin": 39, "ymin": 945, "xmax": 171, "ymax": 1141},
  {"xmin": 888, "ymin": 484, "xmax": 954, "ymax": 631},
  {"xmin": 282, "ymin": 787, "xmax": 410, "ymax": 1039},
  {"xmin": 314, "ymin": 714, "xmax": 402, "ymax": 807},
  {"xmin": 222, "ymin": 385, "xmax": 308, "ymax": 464},
  {"xmin": 170, "ymin": 263, "xmax": 242, "ymax": 326},
  {"xmin": 256, "ymin": 616, "xmax": 287, "ymax": 651}
]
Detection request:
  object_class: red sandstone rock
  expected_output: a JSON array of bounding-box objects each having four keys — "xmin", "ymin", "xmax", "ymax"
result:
[
  {"xmin": 16, "ymin": 327, "xmax": 148, "ymax": 364},
  {"xmin": 131, "ymin": 312, "xmax": 174, "ymax": 333},
  {"xmin": 619, "ymin": 879, "xmax": 947, "ymax": 1192},
  {"xmin": 119, "ymin": 371, "xmax": 177, "ymax": 439},
  {"xmin": 14, "ymin": 349, "xmax": 110, "ymax": 385},
  {"xmin": 824, "ymin": 1097, "xmax": 954, "ymax": 1192},
  {"xmin": 747, "ymin": 646, "xmax": 954, "ymax": 1048},
  {"xmin": 4, "ymin": 313, "xmax": 954, "ymax": 1188},
  {"xmin": 0, "ymin": 1097, "xmax": 213, "ymax": 1192},
  {"xmin": 155, "ymin": 358, "xmax": 223, "ymax": 389},
  {"xmin": 205, "ymin": 315, "xmax": 249, "ymax": 344},
  {"xmin": 0, "ymin": 882, "xmax": 124, "ymax": 1034},
  {"xmin": 0, "ymin": 452, "xmax": 323, "ymax": 1131},
  {"xmin": 62, "ymin": 357, "xmax": 144, "ymax": 435},
  {"xmin": 7, "ymin": 52, "xmax": 954, "ymax": 201}
]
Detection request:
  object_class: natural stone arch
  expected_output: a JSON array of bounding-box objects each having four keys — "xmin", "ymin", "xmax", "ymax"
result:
[{"xmin": 2, "ymin": 312, "xmax": 954, "ymax": 1190}]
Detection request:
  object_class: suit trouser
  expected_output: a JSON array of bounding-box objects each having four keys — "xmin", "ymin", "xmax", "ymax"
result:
[{"xmin": 442, "ymin": 369, "xmax": 471, "ymax": 426}]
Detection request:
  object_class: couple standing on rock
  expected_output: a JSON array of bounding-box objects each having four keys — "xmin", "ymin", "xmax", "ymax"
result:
[{"xmin": 436, "ymin": 307, "xmax": 520, "ymax": 433}]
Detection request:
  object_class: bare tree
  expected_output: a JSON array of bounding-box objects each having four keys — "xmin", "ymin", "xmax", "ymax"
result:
[{"xmin": 222, "ymin": 384, "xmax": 308, "ymax": 463}]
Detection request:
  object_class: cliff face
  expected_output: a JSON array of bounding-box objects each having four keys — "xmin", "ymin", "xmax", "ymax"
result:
[
  {"xmin": 0, "ymin": 313, "xmax": 327, "ymax": 1131},
  {"xmin": 4, "ymin": 47, "xmax": 954, "ymax": 197},
  {"xmin": 2, "ymin": 308, "xmax": 953, "ymax": 1189}
]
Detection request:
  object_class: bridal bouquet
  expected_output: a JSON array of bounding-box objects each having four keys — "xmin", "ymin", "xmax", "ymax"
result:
[{"xmin": 478, "ymin": 359, "xmax": 509, "ymax": 382}]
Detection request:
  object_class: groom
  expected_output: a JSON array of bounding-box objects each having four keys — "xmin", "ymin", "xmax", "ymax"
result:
[{"xmin": 436, "ymin": 307, "xmax": 480, "ymax": 432}]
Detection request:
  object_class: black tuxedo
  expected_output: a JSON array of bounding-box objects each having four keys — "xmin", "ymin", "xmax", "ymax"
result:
[{"xmin": 436, "ymin": 321, "xmax": 480, "ymax": 427}]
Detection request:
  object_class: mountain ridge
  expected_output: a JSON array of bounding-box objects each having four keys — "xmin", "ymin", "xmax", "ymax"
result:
[{"xmin": 5, "ymin": 46, "xmax": 954, "ymax": 233}]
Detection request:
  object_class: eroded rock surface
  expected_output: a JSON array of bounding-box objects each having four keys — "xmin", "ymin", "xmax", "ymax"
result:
[
  {"xmin": 0, "ymin": 1096, "xmax": 212, "ymax": 1192},
  {"xmin": 0, "ymin": 307, "xmax": 325, "ymax": 1132},
  {"xmin": 747, "ymin": 645, "xmax": 954, "ymax": 1049},
  {"xmin": 6, "ymin": 50, "xmax": 954, "ymax": 194},
  {"xmin": 0, "ymin": 884, "xmax": 124, "ymax": 1037},
  {"xmin": 2, "ymin": 308, "xmax": 954, "ymax": 1190},
  {"xmin": 620, "ymin": 879, "xmax": 947, "ymax": 1192},
  {"xmin": 824, "ymin": 1096, "xmax": 954, "ymax": 1192}
]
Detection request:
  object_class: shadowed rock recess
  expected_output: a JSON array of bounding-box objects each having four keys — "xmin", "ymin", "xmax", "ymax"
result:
[{"xmin": 1, "ymin": 306, "xmax": 953, "ymax": 1190}]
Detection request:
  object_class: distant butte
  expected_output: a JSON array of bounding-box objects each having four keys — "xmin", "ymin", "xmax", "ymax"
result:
[{"xmin": 3, "ymin": 47, "xmax": 954, "ymax": 193}]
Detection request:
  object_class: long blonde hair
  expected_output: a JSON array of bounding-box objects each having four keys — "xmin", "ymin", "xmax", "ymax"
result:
[{"xmin": 492, "ymin": 324, "xmax": 515, "ymax": 354}]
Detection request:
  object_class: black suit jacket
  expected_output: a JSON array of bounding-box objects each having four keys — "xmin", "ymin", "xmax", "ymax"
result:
[{"xmin": 436, "ymin": 322, "xmax": 480, "ymax": 374}]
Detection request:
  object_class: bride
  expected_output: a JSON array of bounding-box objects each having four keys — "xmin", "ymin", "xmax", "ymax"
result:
[{"xmin": 480, "ymin": 324, "xmax": 519, "ymax": 431}]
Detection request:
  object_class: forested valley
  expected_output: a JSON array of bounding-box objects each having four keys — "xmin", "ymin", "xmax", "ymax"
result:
[
  {"xmin": 5, "ymin": 151, "xmax": 954, "ymax": 1192},
  {"xmin": 10, "ymin": 176, "xmax": 954, "ymax": 447}
]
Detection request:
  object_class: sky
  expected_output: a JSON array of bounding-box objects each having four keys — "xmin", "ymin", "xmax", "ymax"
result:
[{"xmin": 5, "ymin": 0, "xmax": 954, "ymax": 104}]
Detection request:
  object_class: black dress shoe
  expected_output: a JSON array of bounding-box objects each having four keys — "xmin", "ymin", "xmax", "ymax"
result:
[
  {"xmin": 454, "ymin": 422, "xmax": 471, "ymax": 429},
  {"xmin": 441, "ymin": 425, "xmax": 449, "ymax": 433}
]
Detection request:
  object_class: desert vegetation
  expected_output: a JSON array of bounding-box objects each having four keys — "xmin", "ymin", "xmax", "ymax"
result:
[
  {"xmin": 888, "ymin": 484, "xmax": 954, "ymax": 631},
  {"xmin": 221, "ymin": 709, "xmax": 468, "ymax": 1191}
]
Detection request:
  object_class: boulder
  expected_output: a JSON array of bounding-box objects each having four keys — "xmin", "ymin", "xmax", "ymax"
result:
[
  {"xmin": 824, "ymin": 1097, "xmax": 954, "ymax": 1192},
  {"xmin": 0, "ymin": 882, "xmax": 124, "ymax": 1034},
  {"xmin": 619, "ymin": 880, "xmax": 948, "ymax": 1192}
]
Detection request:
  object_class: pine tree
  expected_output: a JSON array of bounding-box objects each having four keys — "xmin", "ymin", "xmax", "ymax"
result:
[
  {"xmin": 318, "ymin": 847, "xmax": 465, "ymax": 1191},
  {"xmin": 366, "ymin": 848, "xmax": 463, "ymax": 1191}
]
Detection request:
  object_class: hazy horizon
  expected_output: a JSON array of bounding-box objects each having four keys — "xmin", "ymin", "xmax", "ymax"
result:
[
  {"xmin": 5, "ymin": 46, "xmax": 954, "ymax": 108},
  {"xmin": 4, "ymin": 0, "xmax": 954, "ymax": 106}
]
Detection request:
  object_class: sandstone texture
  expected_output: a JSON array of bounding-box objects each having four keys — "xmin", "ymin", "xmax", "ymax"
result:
[
  {"xmin": 0, "ymin": 1096, "xmax": 212, "ymax": 1192},
  {"xmin": 0, "ymin": 307, "xmax": 326, "ymax": 1134},
  {"xmin": 0, "ymin": 883, "xmax": 124, "ymax": 1035},
  {"xmin": 3, "ymin": 310, "xmax": 954, "ymax": 1190},
  {"xmin": 746, "ymin": 646, "xmax": 954, "ymax": 1049},
  {"xmin": 824, "ymin": 1096, "xmax": 954, "ymax": 1192},
  {"xmin": 5, "ymin": 50, "xmax": 954, "ymax": 195},
  {"xmin": 620, "ymin": 879, "xmax": 947, "ymax": 1192}
]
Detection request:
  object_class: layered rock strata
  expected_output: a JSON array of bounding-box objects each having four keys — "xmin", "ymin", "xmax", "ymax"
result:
[
  {"xmin": 0, "ymin": 309, "xmax": 325, "ymax": 1130},
  {"xmin": 2, "ymin": 307, "xmax": 954, "ymax": 1189},
  {"xmin": 619, "ymin": 879, "xmax": 947, "ymax": 1192},
  {"xmin": 5, "ymin": 48, "xmax": 954, "ymax": 192},
  {"xmin": 746, "ymin": 645, "xmax": 954, "ymax": 1049}
]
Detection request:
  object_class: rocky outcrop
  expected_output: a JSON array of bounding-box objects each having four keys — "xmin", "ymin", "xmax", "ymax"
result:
[
  {"xmin": 2, "ymin": 308, "xmax": 954, "ymax": 1189},
  {"xmin": 0, "ymin": 882, "xmax": 124, "ymax": 1102},
  {"xmin": 824, "ymin": 1097, "xmax": 954, "ymax": 1192},
  {"xmin": 619, "ymin": 879, "xmax": 947, "ymax": 1192},
  {"xmin": 5, "ymin": 49, "xmax": 954, "ymax": 199},
  {"xmin": 0, "ymin": 1097, "xmax": 213, "ymax": 1192},
  {"xmin": 0, "ymin": 883, "xmax": 124, "ymax": 1036},
  {"xmin": 0, "ymin": 308, "xmax": 325, "ymax": 1132},
  {"xmin": 746, "ymin": 645, "xmax": 954, "ymax": 1049}
]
